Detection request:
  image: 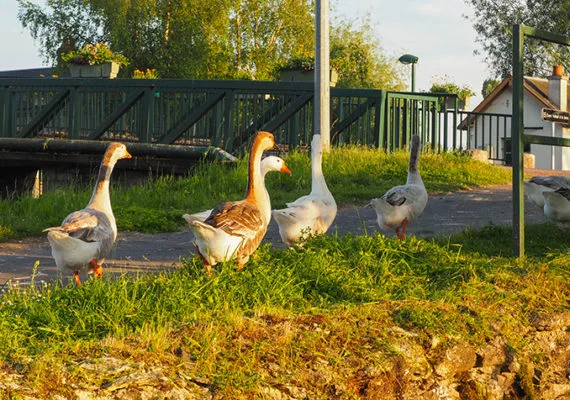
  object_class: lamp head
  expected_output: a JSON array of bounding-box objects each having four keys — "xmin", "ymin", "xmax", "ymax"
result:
[{"xmin": 398, "ymin": 54, "xmax": 419, "ymax": 65}]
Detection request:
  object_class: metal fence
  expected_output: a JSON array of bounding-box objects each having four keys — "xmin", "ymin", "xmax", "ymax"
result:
[{"xmin": 0, "ymin": 78, "xmax": 510, "ymax": 161}]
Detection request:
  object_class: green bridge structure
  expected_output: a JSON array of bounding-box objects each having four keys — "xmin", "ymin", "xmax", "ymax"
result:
[{"xmin": 0, "ymin": 77, "xmax": 510, "ymax": 191}]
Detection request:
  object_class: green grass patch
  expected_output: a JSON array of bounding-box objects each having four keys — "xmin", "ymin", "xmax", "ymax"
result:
[
  {"xmin": 0, "ymin": 231, "xmax": 568, "ymax": 396},
  {"xmin": 0, "ymin": 147, "xmax": 510, "ymax": 241}
]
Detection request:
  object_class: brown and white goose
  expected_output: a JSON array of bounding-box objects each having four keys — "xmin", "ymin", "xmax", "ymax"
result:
[
  {"xmin": 43, "ymin": 142, "xmax": 131, "ymax": 285},
  {"xmin": 188, "ymin": 131, "xmax": 276, "ymax": 275},
  {"xmin": 370, "ymin": 134, "xmax": 428, "ymax": 240},
  {"xmin": 182, "ymin": 156, "xmax": 291, "ymax": 224}
]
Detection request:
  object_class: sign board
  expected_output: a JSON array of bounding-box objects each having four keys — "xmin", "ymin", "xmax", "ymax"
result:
[{"xmin": 541, "ymin": 108, "xmax": 570, "ymax": 126}]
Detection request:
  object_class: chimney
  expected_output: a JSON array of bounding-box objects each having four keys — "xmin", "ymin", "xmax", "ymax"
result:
[{"xmin": 548, "ymin": 65, "xmax": 568, "ymax": 112}]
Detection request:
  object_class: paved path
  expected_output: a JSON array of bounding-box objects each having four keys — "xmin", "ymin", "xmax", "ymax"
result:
[{"xmin": 0, "ymin": 183, "xmax": 550, "ymax": 287}]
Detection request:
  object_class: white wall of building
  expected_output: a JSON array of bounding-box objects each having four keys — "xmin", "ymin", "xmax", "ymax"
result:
[{"xmin": 470, "ymin": 85, "xmax": 570, "ymax": 170}]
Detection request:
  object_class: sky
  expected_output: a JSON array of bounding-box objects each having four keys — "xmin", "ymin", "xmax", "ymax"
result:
[{"xmin": 1, "ymin": 0, "xmax": 490, "ymax": 109}]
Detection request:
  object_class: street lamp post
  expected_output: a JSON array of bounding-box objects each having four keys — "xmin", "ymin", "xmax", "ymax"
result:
[{"xmin": 398, "ymin": 54, "xmax": 419, "ymax": 92}]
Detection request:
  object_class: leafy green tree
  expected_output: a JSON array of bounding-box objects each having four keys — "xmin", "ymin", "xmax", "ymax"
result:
[
  {"xmin": 464, "ymin": 0, "xmax": 570, "ymax": 78},
  {"xmin": 17, "ymin": 0, "xmax": 107, "ymax": 66},
  {"xmin": 481, "ymin": 78, "xmax": 501, "ymax": 98},
  {"xmin": 228, "ymin": 0, "xmax": 314, "ymax": 80},
  {"xmin": 330, "ymin": 18, "xmax": 405, "ymax": 89},
  {"xmin": 18, "ymin": 0, "xmax": 405, "ymax": 88}
]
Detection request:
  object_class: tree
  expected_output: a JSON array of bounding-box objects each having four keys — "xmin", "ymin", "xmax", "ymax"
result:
[
  {"xmin": 330, "ymin": 18, "xmax": 406, "ymax": 90},
  {"xmin": 17, "ymin": 0, "xmax": 404, "ymax": 88},
  {"xmin": 276, "ymin": 17, "xmax": 407, "ymax": 90},
  {"xmin": 481, "ymin": 78, "xmax": 501, "ymax": 98},
  {"xmin": 17, "ymin": 0, "xmax": 107, "ymax": 66},
  {"xmin": 463, "ymin": 0, "xmax": 570, "ymax": 78}
]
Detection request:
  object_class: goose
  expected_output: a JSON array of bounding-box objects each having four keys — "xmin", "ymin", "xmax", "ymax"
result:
[
  {"xmin": 369, "ymin": 134, "xmax": 428, "ymax": 240},
  {"xmin": 542, "ymin": 187, "xmax": 570, "ymax": 230},
  {"xmin": 524, "ymin": 175, "xmax": 570, "ymax": 208},
  {"xmin": 272, "ymin": 134, "xmax": 337, "ymax": 246},
  {"xmin": 182, "ymin": 156, "xmax": 291, "ymax": 224},
  {"xmin": 188, "ymin": 131, "xmax": 277, "ymax": 275},
  {"xmin": 43, "ymin": 142, "xmax": 132, "ymax": 285}
]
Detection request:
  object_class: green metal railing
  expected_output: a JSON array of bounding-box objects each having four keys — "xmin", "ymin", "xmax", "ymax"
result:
[
  {"xmin": 512, "ymin": 24, "xmax": 570, "ymax": 257},
  {"xmin": 0, "ymin": 77, "xmax": 509, "ymax": 160}
]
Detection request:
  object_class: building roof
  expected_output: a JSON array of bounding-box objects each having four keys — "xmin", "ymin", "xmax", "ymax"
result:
[
  {"xmin": 0, "ymin": 68, "xmax": 56, "ymax": 78},
  {"xmin": 471, "ymin": 75, "xmax": 570, "ymax": 114},
  {"xmin": 459, "ymin": 74, "xmax": 570, "ymax": 129}
]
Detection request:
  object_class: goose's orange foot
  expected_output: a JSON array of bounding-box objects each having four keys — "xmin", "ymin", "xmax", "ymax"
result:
[
  {"xmin": 194, "ymin": 243, "xmax": 212, "ymax": 277},
  {"xmin": 396, "ymin": 219, "xmax": 409, "ymax": 240},
  {"xmin": 89, "ymin": 259, "xmax": 103, "ymax": 279},
  {"xmin": 74, "ymin": 270, "xmax": 82, "ymax": 286}
]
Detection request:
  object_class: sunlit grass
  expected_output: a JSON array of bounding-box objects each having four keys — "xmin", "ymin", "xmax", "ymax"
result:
[
  {"xmin": 0, "ymin": 147, "xmax": 510, "ymax": 241},
  {"xmin": 0, "ymin": 230, "xmax": 568, "ymax": 397}
]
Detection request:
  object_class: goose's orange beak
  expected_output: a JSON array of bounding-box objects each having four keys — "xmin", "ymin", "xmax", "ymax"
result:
[{"xmin": 281, "ymin": 164, "xmax": 292, "ymax": 175}]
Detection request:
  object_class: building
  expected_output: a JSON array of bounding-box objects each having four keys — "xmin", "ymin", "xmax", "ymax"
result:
[{"xmin": 463, "ymin": 65, "xmax": 569, "ymax": 170}]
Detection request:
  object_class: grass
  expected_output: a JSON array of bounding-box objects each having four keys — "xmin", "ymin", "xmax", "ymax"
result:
[
  {"xmin": 2, "ymin": 147, "xmax": 564, "ymax": 398},
  {"xmin": 0, "ymin": 146, "xmax": 511, "ymax": 241},
  {"xmin": 0, "ymin": 230, "xmax": 568, "ymax": 397}
]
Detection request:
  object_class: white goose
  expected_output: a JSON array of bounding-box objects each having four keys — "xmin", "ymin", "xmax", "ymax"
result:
[
  {"xmin": 182, "ymin": 156, "xmax": 291, "ymax": 224},
  {"xmin": 188, "ymin": 131, "xmax": 276, "ymax": 275},
  {"xmin": 524, "ymin": 175, "xmax": 570, "ymax": 208},
  {"xmin": 43, "ymin": 142, "xmax": 132, "ymax": 285},
  {"xmin": 370, "ymin": 134, "xmax": 428, "ymax": 240},
  {"xmin": 542, "ymin": 188, "xmax": 570, "ymax": 230},
  {"xmin": 272, "ymin": 134, "xmax": 337, "ymax": 246}
]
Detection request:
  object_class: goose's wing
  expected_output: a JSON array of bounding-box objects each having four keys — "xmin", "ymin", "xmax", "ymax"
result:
[
  {"xmin": 44, "ymin": 209, "xmax": 112, "ymax": 243},
  {"xmin": 275, "ymin": 201, "xmax": 322, "ymax": 220},
  {"xmin": 382, "ymin": 184, "xmax": 426, "ymax": 207},
  {"xmin": 382, "ymin": 185, "xmax": 408, "ymax": 206},
  {"xmin": 554, "ymin": 187, "xmax": 570, "ymax": 201},
  {"xmin": 206, "ymin": 200, "xmax": 263, "ymax": 240},
  {"xmin": 529, "ymin": 176, "xmax": 570, "ymax": 191}
]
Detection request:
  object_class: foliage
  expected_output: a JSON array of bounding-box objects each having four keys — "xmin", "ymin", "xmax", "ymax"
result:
[
  {"xmin": 276, "ymin": 17, "xmax": 407, "ymax": 90},
  {"xmin": 0, "ymin": 148, "xmax": 510, "ymax": 241},
  {"xmin": 463, "ymin": 0, "xmax": 570, "ymax": 78},
  {"xmin": 481, "ymin": 78, "xmax": 501, "ymax": 98},
  {"xmin": 0, "ymin": 228, "xmax": 568, "ymax": 396},
  {"xmin": 132, "ymin": 68, "xmax": 159, "ymax": 79},
  {"xmin": 60, "ymin": 43, "xmax": 128, "ymax": 66},
  {"xmin": 429, "ymin": 75, "xmax": 476, "ymax": 100},
  {"xmin": 17, "ymin": 0, "xmax": 405, "ymax": 87},
  {"xmin": 16, "ymin": 0, "xmax": 107, "ymax": 66}
]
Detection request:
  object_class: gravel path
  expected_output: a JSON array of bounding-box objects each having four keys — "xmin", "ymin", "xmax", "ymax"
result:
[{"xmin": 0, "ymin": 182, "xmax": 551, "ymax": 287}]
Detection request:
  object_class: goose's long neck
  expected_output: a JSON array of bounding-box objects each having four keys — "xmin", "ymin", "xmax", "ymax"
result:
[
  {"xmin": 245, "ymin": 142, "xmax": 265, "ymax": 202},
  {"xmin": 406, "ymin": 136, "xmax": 423, "ymax": 185},
  {"xmin": 88, "ymin": 157, "xmax": 117, "ymax": 213},
  {"xmin": 310, "ymin": 137, "xmax": 329, "ymax": 195}
]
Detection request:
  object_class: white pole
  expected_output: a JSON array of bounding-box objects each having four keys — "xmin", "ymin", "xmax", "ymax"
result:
[{"xmin": 314, "ymin": 0, "xmax": 330, "ymax": 151}]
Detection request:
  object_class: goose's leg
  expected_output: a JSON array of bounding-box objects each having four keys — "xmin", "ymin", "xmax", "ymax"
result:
[
  {"xmin": 90, "ymin": 259, "xmax": 103, "ymax": 279},
  {"xmin": 398, "ymin": 219, "xmax": 409, "ymax": 240},
  {"xmin": 73, "ymin": 270, "xmax": 82, "ymax": 286},
  {"xmin": 194, "ymin": 243, "xmax": 212, "ymax": 277}
]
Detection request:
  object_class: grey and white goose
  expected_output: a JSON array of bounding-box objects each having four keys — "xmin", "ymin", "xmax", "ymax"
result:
[
  {"xmin": 369, "ymin": 134, "xmax": 428, "ymax": 240},
  {"xmin": 43, "ymin": 142, "xmax": 131, "ymax": 285},
  {"xmin": 542, "ymin": 187, "xmax": 570, "ymax": 230},
  {"xmin": 524, "ymin": 175, "xmax": 570, "ymax": 208}
]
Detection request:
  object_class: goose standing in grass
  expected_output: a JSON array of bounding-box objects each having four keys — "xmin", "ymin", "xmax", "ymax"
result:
[
  {"xmin": 370, "ymin": 134, "xmax": 427, "ymax": 240},
  {"xmin": 182, "ymin": 156, "xmax": 291, "ymax": 224},
  {"xmin": 524, "ymin": 175, "xmax": 570, "ymax": 208},
  {"xmin": 188, "ymin": 131, "xmax": 277, "ymax": 275},
  {"xmin": 43, "ymin": 142, "xmax": 132, "ymax": 285},
  {"xmin": 542, "ymin": 187, "xmax": 570, "ymax": 230},
  {"xmin": 272, "ymin": 134, "xmax": 337, "ymax": 246}
]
